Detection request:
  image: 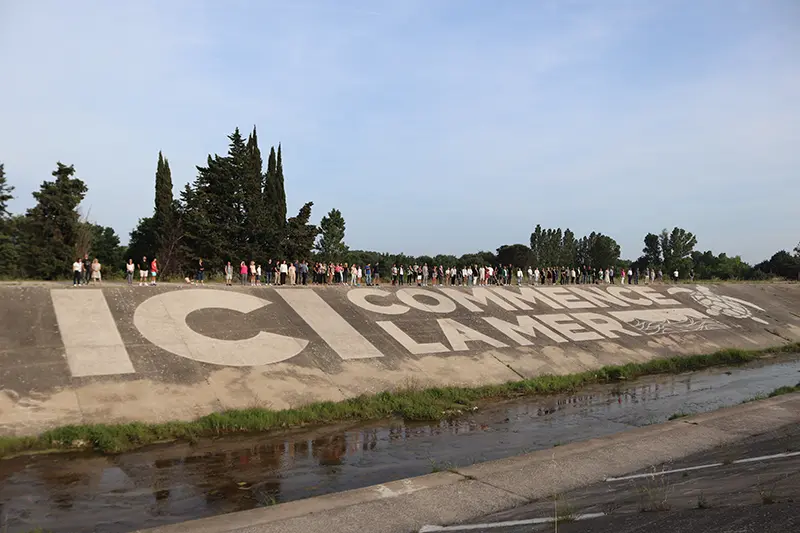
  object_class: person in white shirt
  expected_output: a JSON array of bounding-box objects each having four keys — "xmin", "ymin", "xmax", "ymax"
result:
[
  {"xmin": 72, "ymin": 259, "xmax": 83, "ymax": 287},
  {"xmin": 516, "ymin": 268, "xmax": 523, "ymax": 285},
  {"xmin": 279, "ymin": 260, "xmax": 289, "ymax": 285},
  {"xmin": 534, "ymin": 268, "xmax": 540, "ymax": 285},
  {"xmin": 126, "ymin": 259, "xmax": 135, "ymax": 285}
]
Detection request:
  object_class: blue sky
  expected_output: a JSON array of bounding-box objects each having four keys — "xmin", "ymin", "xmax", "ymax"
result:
[{"xmin": 1, "ymin": 0, "xmax": 798, "ymax": 263}]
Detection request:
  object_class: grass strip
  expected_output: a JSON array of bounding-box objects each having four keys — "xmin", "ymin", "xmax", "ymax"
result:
[{"xmin": 1, "ymin": 343, "xmax": 798, "ymax": 459}]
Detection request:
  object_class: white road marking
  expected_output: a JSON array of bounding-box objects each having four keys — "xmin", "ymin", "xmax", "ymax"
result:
[
  {"xmin": 276, "ymin": 289, "xmax": 384, "ymax": 360},
  {"xmin": 419, "ymin": 513, "xmax": 605, "ymax": 532},
  {"xmin": 605, "ymin": 451, "xmax": 800, "ymax": 482},
  {"xmin": 50, "ymin": 289, "xmax": 135, "ymax": 377}
]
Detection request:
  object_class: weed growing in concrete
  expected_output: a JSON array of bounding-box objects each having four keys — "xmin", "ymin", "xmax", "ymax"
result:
[
  {"xmin": 767, "ymin": 382, "xmax": 800, "ymax": 398},
  {"xmin": 637, "ymin": 466, "xmax": 674, "ymax": 512},
  {"xmin": 696, "ymin": 492, "xmax": 709, "ymax": 509},
  {"xmin": 552, "ymin": 493, "xmax": 576, "ymax": 523},
  {"xmin": 757, "ymin": 476, "xmax": 780, "ymax": 504},
  {"xmin": 429, "ymin": 459, "xmax": 454, "ymax": 473},
  {"xmin": 0, "ymin": 343, "xmax": 797, "ymax": 458}
]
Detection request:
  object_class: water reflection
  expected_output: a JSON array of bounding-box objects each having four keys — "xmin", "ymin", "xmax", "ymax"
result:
[{"xmin": 0, "ymin": 357, "xmax": 798, "ymax": 533}]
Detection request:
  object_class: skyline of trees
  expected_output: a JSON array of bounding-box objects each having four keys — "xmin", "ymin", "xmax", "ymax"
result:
[{"xmin": 0, "ymin": 125, "xmax": 798, "ymax": 281}]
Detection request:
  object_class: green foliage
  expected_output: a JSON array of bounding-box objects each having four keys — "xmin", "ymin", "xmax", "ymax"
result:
[
  {"xmin": 660, "ymin": 227, "xmax": 697, "ymax": 277},
  {"xmin": 0, "ymin": 342, "xmax": 794, "ymax": 458},
  {"xmin": 317, "ymin": 208, "xmax": 348, "ymax": 262},
  {"xmin": 643, "ymin": 233, "xmax": 662, "ymax": 267},
  {"xmin": 20, "ymin": 163, "xmax": 88, "ymax": 279},
  {"xmin": 284, "ymin": 202, "xmax": 318, "ymax": 260},
  {"xmin": 753, "ymin": 250, "xmax": 800, "ymax": 280},
  {"xmin": 496, "ymin": 244, "xmax": 530, "ymax": 266},
  {"xmin": 691, "ymin": 250, "xmax": 751, "ymax": 280},
  {"xmin": 0, "ymin": 162, "xmax": 13, "ymax": 218}
]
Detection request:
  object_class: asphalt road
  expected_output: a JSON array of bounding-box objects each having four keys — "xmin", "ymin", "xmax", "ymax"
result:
[{"xmin": 426, "ymin": 423, "xmax": 799, "ymax": 533}]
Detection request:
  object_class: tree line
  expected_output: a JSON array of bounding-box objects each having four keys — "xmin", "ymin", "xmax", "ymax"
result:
[{"xmin": 0, "ymin": 126, "xmax": 798, "ymax": 282}]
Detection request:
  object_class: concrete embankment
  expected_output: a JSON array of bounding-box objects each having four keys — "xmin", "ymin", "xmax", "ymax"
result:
[
  {"xmin": 0, "ymin": 281, "xmax": 798, "ymax": 435},
  {"xmin": 135, "ymin": 393, "xmax": 800, "ymax": 533}
]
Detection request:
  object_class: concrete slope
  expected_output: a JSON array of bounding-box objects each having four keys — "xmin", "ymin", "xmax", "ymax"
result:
[
  {"xmin": 134, "ymin": 393, "xmax": 800, "ymax": 533},
  {"xmin": 0, "ymin": 282, "xmax": 798, "ymax": 435}
]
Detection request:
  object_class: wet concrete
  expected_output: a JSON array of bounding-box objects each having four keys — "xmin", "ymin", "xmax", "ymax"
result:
[{"xmin": 1, "ymin": 356, "xmax": 798, "ymax": 533}]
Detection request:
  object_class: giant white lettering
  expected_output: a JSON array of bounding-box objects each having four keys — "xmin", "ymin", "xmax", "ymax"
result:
[
  {"xmin": 491, "ymin": 287, "xmax": 564, "ymax": 310},
  {"xmin": 376, "ymin": 321, "xmax": 449, "ymax": 354},
  {"xmin": 437, "ymin": 318, "xmax": 509, "ymax": 351},
  {"xmin": 629, "ymin": 286, "xmax": 681, "ymax": 306},
  {"xmin": 535, "ymin": 314, "xmax": 604, "ymax": 342},
  {"xmin": 347, "ymin": 288, "xmax": 409, "ymax": 315},
  {"xmin": 606, "ymin": 286, "xmax": 653, "ymax": 306},
  {"xmin": 396, "ymin": 288, "xmax": 457, "ymax": 313},
  {"xmin": 275, "ymin": 289, "xmax": 383, "ymax": 360},
  {"xmin": 134, "ymin": 290, "xmax": 309, "ymax": 366},
  {"xmin": 569, "ymin": 287, "xmax": 630, "ymax": 308},
  {"xmin": 536, "ymin": 287, "xmax": 596, "ymax": 309},
  {"xmin": 438, "ymin": 287, "xmax": 518, "ymax": 312},
  {"xmin": 51, "ymin": 289, "xmax": 135, "ymax": 377},
  {"xmin": 482, "ymin": 315, "xmax": 567, "ymax": 345},
  {"xmin": 570, "ymin": 312, "xmax": 641, "ymax": 338}
]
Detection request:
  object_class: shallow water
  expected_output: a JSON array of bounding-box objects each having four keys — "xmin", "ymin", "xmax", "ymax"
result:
[{"xmin": 0, "ymin": 355, "xmax": 798, "ymax": 533}]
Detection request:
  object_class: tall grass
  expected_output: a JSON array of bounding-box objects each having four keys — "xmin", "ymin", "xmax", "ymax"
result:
[{"xmin": 0, "ymin": 343, "xmax": 797, "ymax": 459}]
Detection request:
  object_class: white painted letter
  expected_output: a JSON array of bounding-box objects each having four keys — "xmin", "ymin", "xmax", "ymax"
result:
[
  {"xmin": 483, "ymin": 315, "xmax": 567, "ymax": 345},
  {"xmin": 491, "ymin": 287, "xmax": 564, "ymax": 311},
  {"xmin": 135, "ymin": 289, "xmax": 309, "ymax": 366},
  {"xmin": 606, "ymin": 287, "xmax": 653, "ymax": 306},
  {"xmin": 629, "ymin": 287, "xmax": 681, "ymax": 306},
  {"xmin": 437, "ymin": 318, "xmax": 509, "ymax": 351},
  {"xmin": 276, "ymin": 289, "xmax": 383, "ymax": 360},
  {"xmin": 396, "ymin": 288, "xmax": 457, "ymax": 314},
  {"xmin": 438, "ymin": 288, "xmax": 518, "ymax": 312},
  {"xmin": 51, "ymin": 289, "xmax": 135, "ymax": 377},
  {"xmin": 535, "ymin": 313, "xmax": 604, "ymax": 342},
  {"xmin": 570, "ymin": 312, "xmax": 641, "ymax": 338},
  {"xmin": 347, "ymin": 288, "xmax": 409, "ymax": 315},
  {"xmin": 569, "ymin": 287, "xmax": 630, "ymax": 308},
  {"xmin": 536, "ymin": 287, "xmax": 596, "ymax": 309},
  {"xmin": 376, "ymin": 321, "xmax": 449, "ymax": 354}
]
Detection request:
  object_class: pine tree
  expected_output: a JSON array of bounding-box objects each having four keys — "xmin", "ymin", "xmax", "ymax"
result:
[
  {"xmin": 284, "ymin": 202, "xmax": 318, "ymax": 260},
  {"xmin": 316, "ymin": 208, "xmax": 348, "ymax": 262},
  {"xmin": 21, "ymin": 163, "xmax": 88, "ymax": 279},
  {"xmin": 263, "ymin": 144, "xmax": 288, "ymax": 256},
  {"xmin": 0, "ymin": 163, "xmax": 13, "ymax": 218},
  {"xmin": 0, "ymin": 163, "xmax": 20, "ymax": 277}
]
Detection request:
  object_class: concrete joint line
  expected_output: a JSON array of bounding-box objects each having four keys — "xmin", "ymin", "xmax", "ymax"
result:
[
  {"xmin": 489, "ymin": 354, "xmax": 525, "ymax": 380},
  {"xmin": 450, "ymin": 468, "xmax": 529, "ymax": 502}
]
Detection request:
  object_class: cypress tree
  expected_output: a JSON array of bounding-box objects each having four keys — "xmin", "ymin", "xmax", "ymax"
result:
[
  {"xmin": 243, "ymin": 126, "xmax": 265, "ymax": 257},
  {"xmin": 275, "ymin": 144, "xmax": 287, "ymax": 227},
  {"xmin": 154, "ymin": 151, "xmax": 174, "ymax": 230}
]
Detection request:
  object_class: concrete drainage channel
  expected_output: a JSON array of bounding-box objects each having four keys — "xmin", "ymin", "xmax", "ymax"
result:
[
  {"xmin": 0, "ymin": 356, "xmax": 798, "ymax": 533},
  {"xmin": 135, "ymin": 393, "xmax": 800, "ymax": 533}
]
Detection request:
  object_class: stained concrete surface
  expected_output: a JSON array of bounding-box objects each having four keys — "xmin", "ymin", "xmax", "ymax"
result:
[
  {"xmin": 461, "ymin": 423, "xmax": 799, "ymax": 532},
  {"xmin": 1, "ymin": 282, "xmax": 799, "ymax": 436}
]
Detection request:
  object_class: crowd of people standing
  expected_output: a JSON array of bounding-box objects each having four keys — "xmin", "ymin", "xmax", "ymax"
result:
[{"xmin": 73, "ymin": 255, "xmax": 682, "ymax": 288}]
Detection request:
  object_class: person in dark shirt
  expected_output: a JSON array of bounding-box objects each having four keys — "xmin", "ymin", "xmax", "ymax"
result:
[{"xmin": 138, "ymin": 256, "xmax": 149, "ymax": 286}]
